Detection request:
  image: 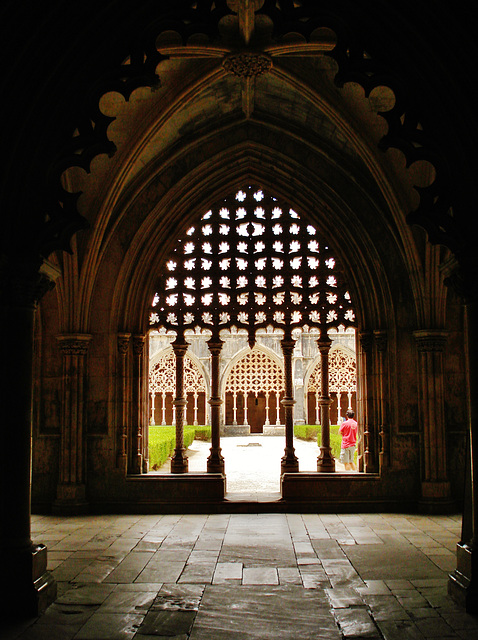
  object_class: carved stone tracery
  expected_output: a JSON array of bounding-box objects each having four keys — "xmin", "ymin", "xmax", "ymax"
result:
[
  {"xmin": 149, "ymin": 185, "xmax": 355, "ymax": 475},
  {"xmin": 40, "ymin": 2, "xmax": 460, "ymax": 269},
  {"xmin": 149, "ymin": 350, "xmax": 207, "ymax": 425},
  {"xmin": 149, "ymin": 186, "xmax": 355, "ymax": 344},
  {"xmin": 222, "ymin": 52, "xmax": 272, "ymax": 77}
]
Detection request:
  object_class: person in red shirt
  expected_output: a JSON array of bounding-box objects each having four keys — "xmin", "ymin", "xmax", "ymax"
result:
[{"xmin": 339, "ymin": 410, "xmax": 358, "ymax": 471}]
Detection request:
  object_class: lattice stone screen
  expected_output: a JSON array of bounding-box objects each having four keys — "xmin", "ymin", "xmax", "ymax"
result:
[
  {"xmin": 149, "ymin": 350, "xmax": 206, "ymax": 426},
  {"xmin": 149, "ymin": 187, "xmax": 355, "ymax": 342},
  {"xmin": 225, "ymin": 348, "xmax": 285, "ymax": 427},
  {"xmin": 308, "ymin": 348, "xmax": 356, "ymax": 425},
  {"xmin": 148, "ymin": 185, "xmax": 356, "ymax": 473}
]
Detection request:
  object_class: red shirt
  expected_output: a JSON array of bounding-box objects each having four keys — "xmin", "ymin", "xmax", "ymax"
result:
[{"xmin": 339, "ymin": 418, "xmax": 358, "ymax": 448}]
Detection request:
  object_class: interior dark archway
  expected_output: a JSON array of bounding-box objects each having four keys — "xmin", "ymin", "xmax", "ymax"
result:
[{"xmin": 2, "ymin": 1, "xmax": 477, "ymax": 618}]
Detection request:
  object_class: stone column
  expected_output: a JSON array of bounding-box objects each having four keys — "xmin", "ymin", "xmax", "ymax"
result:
[
  {"xmin": 116, "ymin": 333, "xmax": 130, "ymax": 473},
  {"xmin": 359, "ymin": 331, "xmax": 376, "ymax": 472},
  {"xmin": 275, "ymin": 392, "xmax": 281, "ymax": 426},
  {"xmin": 264, "ymin": 392, "xmax": 270, "ymax": 426},
  {"xmin": 131, "ymin": 335, "xmax": 145, "ymax": 474},
  {"xmin": 150, "ymin": 391, "xmax": 156, "ymax": 424},
  {"xmin": 317, "ymin": 335, "xmax": 335, "ymax": 472},
  {"xmin": 281, "ymin": 333, "xmax": 299, "ymax": 473},
  {"xmin": 54, "ymin": 333, "xmax": 92, "ymax": 512},
  {"xmin": 449, "ymin": 289, "xmax": 478, "ymax": 613},
  {"xmin": 171, "ymin": 336, "xmax": 189, "ymax": 473},
  {"xmin": 374, "ymin": 330, "xmax": 389, "ymax": 468},
  {"xmin": 0, "ymin": 264, "xmax": 57, "ymax": 616},
  {"xmin": 413, "ymin": 330, "xmax": 451, "ymax": 502},
  {"xmin": 207, "ymin": 336, "xmax": 225, "ymax": 473},
  {"xmin": 232, "ymin": 389, "xmax": 238, "ymax": 425},
  {"xmin": 193, "ymin": 392, "xmax": 199, "ymax": 426}
]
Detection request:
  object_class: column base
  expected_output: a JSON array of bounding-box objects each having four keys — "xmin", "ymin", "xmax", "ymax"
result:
[
  {"xmin": 317, "ymin": 447, "xmax": 336, "ymax": 472},
  {"xmin": 52, "ymin": 483, "xmax": 89, "ymax": 515},
  {"xmin": 448, "ymin": 543, "xmax": 478, "ymax": 615},
  {"xmin": 421, "ymin": 480, "xmax": 451, "ymax": 499},
  {"xmin": 281, "ymin": 453, "xmax": 299, "ymax": 474},
  {"xmin": 171, "ymin": 448, "xmax": 189, "ymax": 473},
  {"xmin": 207, "ymin": 449, "xmax": 225, "ymax": 474},
  {"xmin": 419, "ymin": 481, "xmax": 455, "ymax": 513},
  {"xmin": 2, "ymin": 543, "xmax": 57, "ymax": 618}
]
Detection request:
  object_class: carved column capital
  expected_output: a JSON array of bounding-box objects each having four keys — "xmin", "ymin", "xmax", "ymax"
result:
[
  {"xmin": 117, "ymin": 333, "xmax": 131, "ymax": 355},
  {"xmin": 413, "ymin": 329, "xmax": 448, "ymax": 353},
  {"xmin": 207, "ymin": 337, "xmax": 225, "ymax": 356},
  {"xmin": 56, "ymin": 334, "xmax": 92, "ymax": 356},
  {"xmin": 132, "ymin": 334, "xmax": 145, "ymax": 357},
  {"xmin": 374, "ymin": 330, "xmax": 388, "ymax": 352},
  {"xmin": 359, "ymin": 331, "xmax": 373, "ymax": 353},
  {"xmin": 281, "ymin": 340, "xmax": 296, "ymax": 353},
  {"xmin": 317, "ymin": 336, "xmax": 332, "ymax": 354}
]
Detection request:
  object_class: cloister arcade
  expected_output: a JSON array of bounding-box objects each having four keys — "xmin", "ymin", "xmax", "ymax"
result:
[
  {"xmin": 148, "ymin": 185, "xmax": 359, "ymax": 475},
  {"xmin": 4, "ymin": 1, "xmax": 478, "ymax": 617},
  {"xmin": 148, "ymin": 333, "xmax": 357, "ymax": 436}
]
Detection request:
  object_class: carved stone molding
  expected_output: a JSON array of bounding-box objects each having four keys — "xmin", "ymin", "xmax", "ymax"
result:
[
  {"xmin": 413, "ymin": 330, "xmax": 448, "ymax": 353},
  {"xmin": 117, "ymin": 332, "xmax": 131, "ymax": 355},
  {"xmin": 56, "ymin": 334, "xmax": 92, "ymax": 356},
  {"xmin": 359, "ymin": 331, "xmax": 373, "ymax": 353},
  {"xmin": 222, "ymin": 52, "xmax": 272, "ymax": 77},
  {"xmin": 132, "ymin": 335, "xmax": 145, "ymax": 357},
  {"xmin": 374, "ymin": 330, "xmax": 388, "ymax": 352}
]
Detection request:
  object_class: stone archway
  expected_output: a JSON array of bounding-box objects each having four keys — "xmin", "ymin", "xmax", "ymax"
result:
[
  {"xmin": 3, "ymin": 1, "xmax": 478, "ymax": 619},
  {"xmin": 224, "ymin": 346, "xmax": 285, "ymax": 434},
  {"xmin": 149, "ymin": 345, "xmax": 208, "ymax": 427}
]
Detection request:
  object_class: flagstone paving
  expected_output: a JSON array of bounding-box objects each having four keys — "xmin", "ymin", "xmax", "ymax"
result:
[{"xmin": 5, "ymin": 511, "xmax": 478, "ymax": 639}]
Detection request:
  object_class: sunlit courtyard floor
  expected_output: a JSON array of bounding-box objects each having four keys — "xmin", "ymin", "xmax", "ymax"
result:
[{"xmin": 151, "ymin": 436, "xmax": 350, "ymax": 494}]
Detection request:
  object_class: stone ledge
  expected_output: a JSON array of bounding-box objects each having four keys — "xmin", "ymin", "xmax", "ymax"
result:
[
  {"xmin": 281, "ymin": 472, "xmax": 382, "ymax": 502},
  {"xmin": 125, "ymin": 472, "xmax": 226, "ymax": 502}
]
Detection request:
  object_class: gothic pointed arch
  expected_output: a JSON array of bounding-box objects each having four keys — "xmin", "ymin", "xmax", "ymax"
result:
[
  {"xmin": 305, "ymin": 343, "xmax": 357, "ymax": 426},
  {"xmin": 220, "ymin": 340, "xmax": 284, "ymax": 397},
  {"xmin": 149, "ymin": 185, "xmax": 356, "ymax": 342},
  {"xmin": 34, "ymin": 1, "xmax": 466, "ymax": 275},
  {"xmin": 223, "ymin": 343, "xmax": 286, "ymax": 432},
  {"xmin": 149, "ymin": 345, "xmax": 208, "ymax": 426}
]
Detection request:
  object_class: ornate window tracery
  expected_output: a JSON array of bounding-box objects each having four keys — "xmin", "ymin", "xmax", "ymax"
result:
[
  {"xmin": 149, "ymin": 186, "xmax": 355, "ymax": 346},
  {"xmin": 308, "ymin": 348, "xmax": 356, "ymax": 425},
  {"xmin": 148, "ymin": 185, "xmax": 356, "ymax": 474},
  {"xmin": 149, "ymin": 350, "xmax": 206, "ymax": 426},
  {"xmin": 225, "ymin": 348, "xmax": 285, "ymax": 429}
]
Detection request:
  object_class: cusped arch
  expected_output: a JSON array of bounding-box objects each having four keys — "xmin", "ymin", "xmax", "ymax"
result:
[
  {"xmin": 41, "ymin": 3, "xmax": 459, "ymax": 265},
  {"xmin": 107, "ymin": 140, "xmax": 403, "ymax": 338},
  {"xmin": 220, "ymin": 342, "xmax": 285, "ymax": 399},
  {"xmin": 149, "ymin": 344, "xmax": 209, "ymax": 397},
  {"xmin": 304, "ymin": 342, "xmax": 357, "ymax": 393}
]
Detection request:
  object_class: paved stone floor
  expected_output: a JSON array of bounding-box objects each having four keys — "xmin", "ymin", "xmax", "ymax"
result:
[
  {"xmin": 5, "ymin": 512, "xmax": 478, "ymax": 639},
  {"xmin": 5, "ymin": 439, "xmax": 477, "ymax": 639}
]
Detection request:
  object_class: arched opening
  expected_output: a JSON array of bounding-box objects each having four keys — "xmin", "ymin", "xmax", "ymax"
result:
[
  {"xmin": 4, "ymin": 1, "xmax": 477, "ymax": 620},
  {"xmin": 149, "ymin": 343, "xmax": 208, "ymax": 427},
  {"xmin": 145, "ymin": 183, "xmax": 366, "ymax": 492},
  {"xmin": 223, "ymin": 344, "xmax": 285, "ymax": 434},
  {"xmin": 306, "ymin": 339, "xmax": 357, "ymax": 426}
]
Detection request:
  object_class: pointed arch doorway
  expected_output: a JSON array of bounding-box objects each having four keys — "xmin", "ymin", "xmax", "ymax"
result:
[
  {"xmin": 148, "ymin": 185, "xmax": 357, "ymax": 492},
  {"xmin": 224, "ymin": 346, "xmax": 285, "ymax": 434}
]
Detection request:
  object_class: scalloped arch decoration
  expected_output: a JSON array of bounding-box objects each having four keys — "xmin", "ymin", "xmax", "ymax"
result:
[{"xmin": 43, "ymin": 1, "xmax": 457, "ymax": 259}]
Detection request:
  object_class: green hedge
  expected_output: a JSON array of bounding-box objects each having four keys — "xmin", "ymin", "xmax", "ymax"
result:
[
  {"xmin": 293, "ymin": 424, "xmax": 319, "ymax": 441},
  {"xmin": 148, "ymin": 425, "xmax": 211, "ymax": 470},
  {"xmin": 294, "ymin": 424, "xmax": 354, "ymax": 461}
]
